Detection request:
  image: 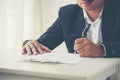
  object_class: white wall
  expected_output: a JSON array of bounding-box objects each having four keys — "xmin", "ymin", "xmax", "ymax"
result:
[
  {"xmin": 23, "ymin": 0, "xmax": 42, "ymax": 40},
  {"xmin": 0, "ymin": 0, "xmax": 76, "ymax": 52},
  {"xmin": 0, "ymin": 0, "xmax": 24, "ymax": 50},
  {"xmin": 0, "ymin": 0, "xmax": 42, "ymax": 50},
  {"xmin": 0, "ymin": 0, "xmax": 6, "ymax": 49},
  {"xmin": 41, "ymin": 0, "xmax": 76, "ymax": 31}
]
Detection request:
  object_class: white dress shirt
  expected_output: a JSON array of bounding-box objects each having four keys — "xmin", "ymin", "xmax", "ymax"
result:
[{"xmin": 83, "ymin": 9, "xmax": 103, "ymax": 44}]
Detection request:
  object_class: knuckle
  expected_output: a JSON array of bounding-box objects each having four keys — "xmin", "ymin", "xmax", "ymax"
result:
[
  {"xmin": 33, "ymin": 40, "xmax": 37, "ymax": 43},
  {"xmin": 36, "ymin": 44, "xmax": 41, "ymax": 48},
  {"xmin": 76, "ymin": 45, "xmax": 78, "ymax": 48},
  {"xmin": 25, "ymin": 44, "xmax": 29, "ymax": 48},
  {"xmin": 31, "ymin": 46, "xmax": 35, "ymax": 50},
  {"xmin": 37, "ymin": 45, "xmax": 42, "ymax": 50},
  {"xmin": 75, "ymin": 38, "xmax": 80, "ymax": 42},
  {"xmin": 30, "ymin": 41, "xmax": 34, "ymax": 44}
]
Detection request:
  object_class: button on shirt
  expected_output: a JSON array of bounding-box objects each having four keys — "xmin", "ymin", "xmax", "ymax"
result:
[{"xmin": 83, "ymin": 9, "xmax": 103, "ymax": 44}]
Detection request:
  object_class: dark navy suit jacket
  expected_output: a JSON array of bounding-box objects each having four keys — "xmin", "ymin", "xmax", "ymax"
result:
[{"xmin": 37, "ymin": 0, "xmax": 120, "ymax": 57}]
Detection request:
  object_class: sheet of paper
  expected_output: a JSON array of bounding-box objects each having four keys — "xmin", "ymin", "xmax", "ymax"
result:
[{"xmin": 21, "ymin": 53, "xmax": 88, "ymax": 64}]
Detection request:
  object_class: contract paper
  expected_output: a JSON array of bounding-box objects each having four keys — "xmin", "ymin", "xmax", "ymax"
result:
[{"xmin": 21, "ymin": 53, "xmax": 88, "ymax": 64}]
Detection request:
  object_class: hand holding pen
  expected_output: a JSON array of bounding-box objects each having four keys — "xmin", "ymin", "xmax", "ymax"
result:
[
  {"xmin": 74, "ymin": 24, "xmax": 105, "ymax": 57},
  {"xmin": 74, "ymin": 24, "xmax": 91, "ymax": 54}
]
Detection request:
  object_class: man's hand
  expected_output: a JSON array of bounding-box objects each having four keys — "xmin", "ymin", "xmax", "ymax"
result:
[
  {"xmin": 74, "ymin": 38, "xmax": 104, "ymax": 57},
  {"xmin": 22, "ymin": 40, "xmax": 51, "ymax": 55}
]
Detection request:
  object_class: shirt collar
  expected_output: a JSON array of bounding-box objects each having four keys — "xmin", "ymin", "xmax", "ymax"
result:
[{"xmin": 83, "ymin": 8, "xmax": 103, "ymax": 24}]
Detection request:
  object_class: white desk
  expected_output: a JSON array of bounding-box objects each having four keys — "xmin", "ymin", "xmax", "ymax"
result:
[{"xmin": 0, "ymin": 49, "xmax": 120, "ymax": 80}]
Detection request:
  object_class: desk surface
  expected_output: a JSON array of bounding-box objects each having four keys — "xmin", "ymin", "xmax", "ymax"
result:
[{"xmin": 0, "ymin": 49, "xmax": 120, "ymax": 80}]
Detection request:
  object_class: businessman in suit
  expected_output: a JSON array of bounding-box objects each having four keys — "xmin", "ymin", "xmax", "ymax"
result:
[{"xmin": 22, "ymin": 0, "xmax": 120, "ymax": 58}]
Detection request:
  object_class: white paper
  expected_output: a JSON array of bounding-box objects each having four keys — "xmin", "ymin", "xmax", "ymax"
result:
[{"xmin": 21, "ymin": 53, "xmax": 88, "ymax": 64}]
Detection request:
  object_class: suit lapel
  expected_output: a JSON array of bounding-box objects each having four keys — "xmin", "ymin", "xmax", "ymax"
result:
[
  {"xmin": 102, "ymin": 1, "xmax": 115, "ymax": 42},
  {"xmin": 70, "ymin": 9, "xmax": 85, "ymax": 40}
]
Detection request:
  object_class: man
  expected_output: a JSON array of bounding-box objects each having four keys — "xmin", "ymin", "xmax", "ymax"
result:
[{"xmin": 22, "ymin": 0, "xmax": 120, "ymax": 58}]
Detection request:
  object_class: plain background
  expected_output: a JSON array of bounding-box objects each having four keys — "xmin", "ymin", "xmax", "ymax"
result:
[{"xmin": 0, "ymin": 0, "xmax": 76, "ymax": 53}]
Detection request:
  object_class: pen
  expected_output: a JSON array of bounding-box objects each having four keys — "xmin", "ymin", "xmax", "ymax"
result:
[
  {"xmin": 81, "ymin": 24, "xmax": 91, "ymax": 38},
  {"xmin": 74, "ymin": 24, "xmax": 91, "ymax": 54}
]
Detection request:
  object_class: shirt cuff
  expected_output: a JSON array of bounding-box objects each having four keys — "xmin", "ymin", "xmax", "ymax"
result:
[{"xmin": 99, "ymin": 43, "xmax": 106, "ymax": 56}]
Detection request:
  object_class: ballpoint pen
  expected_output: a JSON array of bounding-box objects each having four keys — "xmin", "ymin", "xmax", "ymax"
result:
[{"xmin": 74, "ymin": 24, "xmax": 91, "ymax": 54}]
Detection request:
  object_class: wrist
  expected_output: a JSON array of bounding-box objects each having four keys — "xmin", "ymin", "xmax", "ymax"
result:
[
  {"xmin": 97, "ymin": 44, "xmax": 105, "ymax": 57},
  {"xmin": 91, "ymin": 44, "xmax": 105, "ymax": 57}
]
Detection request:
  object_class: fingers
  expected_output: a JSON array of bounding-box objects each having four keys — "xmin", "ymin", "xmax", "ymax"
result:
[
  {"xmin": 74, "ymin": 38, "xmax": 86, "ymax": 45},
  {"xmin": 25, "ymin": 44, "xmax": 32, "ymax": 55},
  {"xmin": 22, "ymin": 40, "xmax": 51, "ymax": 55},
  {"xmin": 22, "ymin": 41, "xmax": 34, "ymax": 55},
  {"xmin": 74, "ymin": 42, "xmax": 84, "ymax": 50},
  {"xmin": 21, "ymin": 46, "xmax": 26, "ymax": 54},
  {"xmin": 33, "ymin": 41, "xmax": 51, "ymax": 54},
  {"xmin": 29, "ymin": 41, "xmax": 37, "ymax": 55},
  {"xmin": 32, "ymin": 41, "xmax": 44, "ymax": 54},
  {"xmin": 74, "ymin": 38, "xmax": 92, "ymax": 57},
  {"xmin": 74, "ymin": 38, "xmax": 88, "ymax": 50},
  {"xmin": 80, "ymin": 53, "xmax": 89, "ymax": 57},
  {"xmin": 40, "ymin": 44, "xmax": 51, "ymax": 52}
]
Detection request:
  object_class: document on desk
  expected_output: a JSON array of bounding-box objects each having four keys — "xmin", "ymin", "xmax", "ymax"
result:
[{"xmin": 21, "ymin": 53, "xmax": 88, "ymax": 64}]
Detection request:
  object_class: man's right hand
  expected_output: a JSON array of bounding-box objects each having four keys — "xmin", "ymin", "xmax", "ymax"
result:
[{"xmin": 22, "ymin": 40, "xmax": 51, "ymax": 55}]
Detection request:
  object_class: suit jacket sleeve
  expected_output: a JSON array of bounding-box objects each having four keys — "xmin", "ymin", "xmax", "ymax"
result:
[
  {"xmin": 103, "ymin": 42, "xmax": 120, "ymax": 58},
  {"xmin": 100, "ymin": 0, "xmax": 120, "ymax": 58},
  {"xmin": 37, "ymin": 8, "xmax": 64, "ymax": 50}
]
